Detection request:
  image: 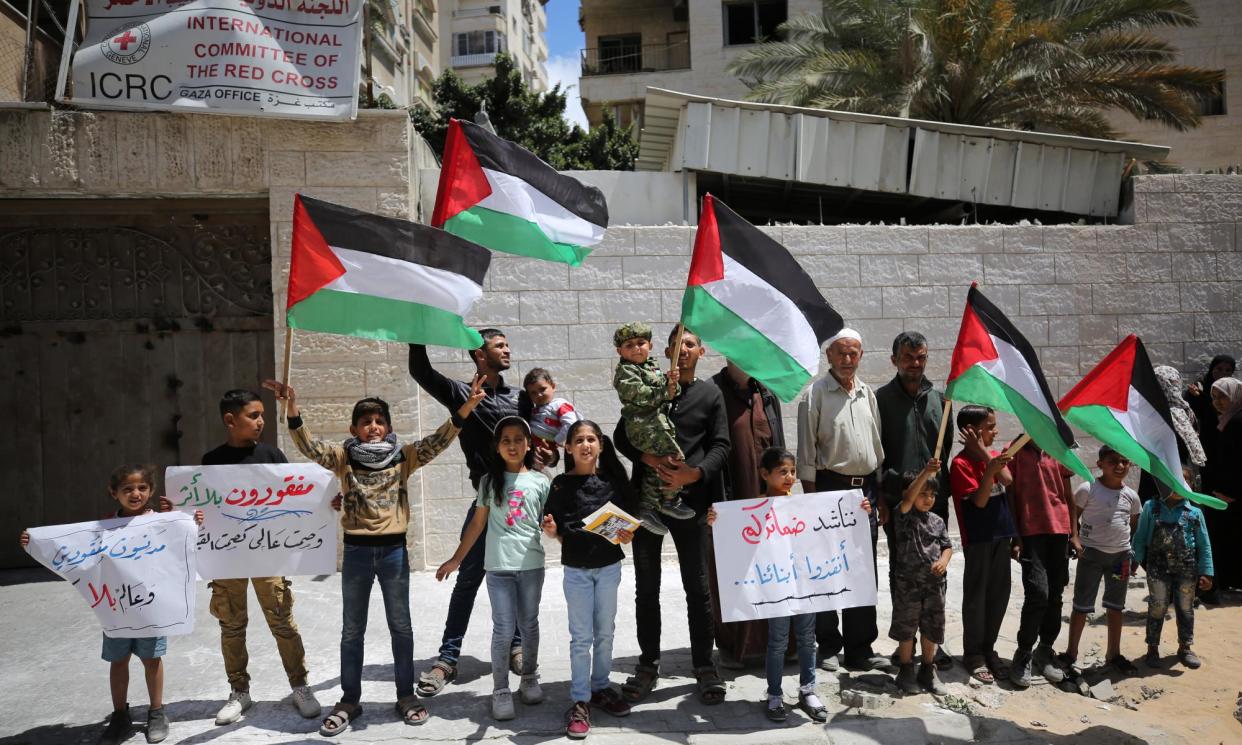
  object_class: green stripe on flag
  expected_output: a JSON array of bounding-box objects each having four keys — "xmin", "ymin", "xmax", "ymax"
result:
[
  {"xmin": 681, "ymin": 285, "xmax": 812, "ymax": 403},
  {"xmin": 947, "ymin": 364, "xmax": 1093, "ymax": 481},
  {"xmin": 288, "ymin": 289, "xmax": 483, "ymax": 349},
  {"xmin": 1065, "ymin": 404, "xmax": 1226, "ymax": 510},
  {"xmin": 444, "ymin": 207, "xmax": 592, "ymax": 266}
]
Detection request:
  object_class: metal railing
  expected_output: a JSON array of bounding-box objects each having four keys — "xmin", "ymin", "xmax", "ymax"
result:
[
  {"xmin": 451, "ymin": 52, "xmax": 502, "ymax": 67},
  {"xmin": 453, "ymin": 5, "xmax": 503, "ymax": 18},
  {"xmin": 580, "ymin": 41, "xmax": 690, "ymax": 77}
]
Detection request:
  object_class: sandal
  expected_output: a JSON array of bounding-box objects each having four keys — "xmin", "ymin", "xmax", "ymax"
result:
[
  {"xmin": 395, "ymin": 695, "xmax": 429, "ymax": 726},
  {"xmin": 417, "ymin": 661, "xmax": 456, "ymax": 697},
  {"xmin": 985, "ymin": 652, "xmax": 1010, "ymax": 681},
  {"xmin": 693, "ymin": 665, "xmax": 726, "ymax": 706},
  {"xmin": 970, "ymin": 664, "xmax": 995, "ymax": 684},
  {"xmin": 621, "ymin": 664, "xmax": 659, "ymax": 703},
  {"xmin": 318, "ymin": 702, "xmax": 361, "ymax": 737}
]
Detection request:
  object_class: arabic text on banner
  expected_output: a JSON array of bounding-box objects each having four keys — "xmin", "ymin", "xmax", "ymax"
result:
[
  {"xmin": 26, "ymin": 512, "xmax": 199, "ymax": 638},
  {"xmin": 68, "ymin": 0, "xmax": 362, "ymax": 119},
  {"xmin": 711, "ymin": 491, "xmax": 877, "ymax": 622},
  {"xmin": 166, "ymin": 463, "xmax": 338, "ymax": 580}
]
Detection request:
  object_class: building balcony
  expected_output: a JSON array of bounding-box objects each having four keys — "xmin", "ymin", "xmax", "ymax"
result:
[
  {"xmin": 581, "ymin": 41, "xmax": 690, "ymax": 77},
  {"xmin": 454, "ymin": 5, "xmax": 504, "ymax": 19},
  {"xmin": 413, "ymin": 4, "xmax": 437, "ymax": 45},
  {"xmin": 451, "ymin": 52, "xmax": 500, "ymax": 68}
]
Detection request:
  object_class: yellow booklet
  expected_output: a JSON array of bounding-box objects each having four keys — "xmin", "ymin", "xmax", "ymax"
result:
[{"xmin": 581, "ymin": 501, "xmax": 642, "ymax": 544}]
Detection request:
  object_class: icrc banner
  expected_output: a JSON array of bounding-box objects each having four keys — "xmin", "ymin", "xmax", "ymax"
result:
[{"xmin": 66, "ymin": 0, "xmax": 362, "ymax": 119}]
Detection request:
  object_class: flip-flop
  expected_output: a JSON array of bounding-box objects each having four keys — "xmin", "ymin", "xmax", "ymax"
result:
[
  {"xmin": 318, "ymin": 703, "xmax": 361, "ymax": 737},
  {"xmin": 970, "ymin": 664, "xmax": 995, "ymax": 684}
]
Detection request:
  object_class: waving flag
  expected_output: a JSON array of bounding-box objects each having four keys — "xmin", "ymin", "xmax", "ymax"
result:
[
  {"xmin": 680, "ymin": 194, "xmax": 843, "ymax": 402},
  {"xmin": 287, "ymin": 194, "xmax": 490, "ymax": 349},
  {"xmin": 1060, "ymin": 336, "xmax": 1224, "ymax": 509},
  {"xmin": 946, "ymin": 283, "xmax": 1091, "ymax": 480},
  {"xmin": 431, "ymin": 118, "xmax": 608, "ymax": 266}
]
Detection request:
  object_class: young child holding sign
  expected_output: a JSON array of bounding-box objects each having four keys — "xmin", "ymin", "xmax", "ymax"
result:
[
  {"xmin": 20, "ymin": 465, "xmax": 203, "ymax": 745},
  {"xmin": 265, "ymin": 377, "xmax": 484, "ymax": 735},
  {"xmin": 708, "ymin": 448, "xmax": 872, "ymax": 724},
  {"xmin": 890, "ymin": 459, "xmax": 952, "ymax": 695},
  {"xmin": 542, "ymin": 420, "xmax": 636, "ymax": 739},
  {"xmin": 436, "ymin": 416, "xmax": 552, "ymax": 723}
]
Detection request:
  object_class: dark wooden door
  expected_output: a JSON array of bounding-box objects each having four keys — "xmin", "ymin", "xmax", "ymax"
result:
[{"xmin": 0, "ymin": 198, "xmax": 275, "ymax": 568}]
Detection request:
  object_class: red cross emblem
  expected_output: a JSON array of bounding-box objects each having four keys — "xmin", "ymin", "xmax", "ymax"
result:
[{"xmin": 112, "ymin": 30, "xmax": 138, "ymax": 50}]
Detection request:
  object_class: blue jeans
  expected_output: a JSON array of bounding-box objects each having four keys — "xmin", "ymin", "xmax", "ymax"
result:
[
  {"xmin": 486, "ymin": 568, "xmax": 544, "ymax": 690},
  {"xmin": 767, "ymin": 613, "xmax": 816, "ymax": 697},
  {"xmin": 340, "ymin": 543, "xmax": 413, "ymax": 704},
  {"xmin": 563, "ymin": 562, "xmax": 622, "ymax": 703},
  {"xmin": 437, "ymin": 505, "xmax": 520, "ymax": 665}
]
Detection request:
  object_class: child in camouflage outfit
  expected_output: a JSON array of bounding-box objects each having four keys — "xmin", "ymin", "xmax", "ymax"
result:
[{"xmin": 612, "ymin": 322, "xmax": 695, "ymax": 535}]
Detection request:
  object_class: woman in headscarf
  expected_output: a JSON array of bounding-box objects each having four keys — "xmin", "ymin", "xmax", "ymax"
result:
[
  {"xmin": 1140, "ymin": 366, "xmax": 1207, "ymax": 504},
  {"xmin": 1186, "ymin": 355, "xmax": 1235, "ymax": 479},
  {"xmin": 1205, "ymin": 377, "xmax": 1242, "ymax": 597}
]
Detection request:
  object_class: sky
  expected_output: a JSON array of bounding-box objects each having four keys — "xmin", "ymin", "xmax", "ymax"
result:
[{"xmin": 544, "ymin": 1, "xmax": 589, "ymax": 128}]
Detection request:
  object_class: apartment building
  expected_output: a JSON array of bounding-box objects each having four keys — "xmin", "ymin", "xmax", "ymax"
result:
[
  {"xmin": 577, "ymin": 0, "xmax": 817, "ymax": 129},
  {"xmin": 367, "ymin": 0, "xmax": 442, "ymax": 108},
  {"xmin": 440, "ymin": 0, "xmax": 549, "ymax": 92},
  {"xmin": 1103, "ymin": 0, "xmax": 1241, "ymax": 171}
]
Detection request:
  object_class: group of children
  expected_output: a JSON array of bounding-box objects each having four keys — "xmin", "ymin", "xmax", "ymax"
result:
[{"xmin": 18, "ymin": 320, "xmax": 1219, "ymax": 743}]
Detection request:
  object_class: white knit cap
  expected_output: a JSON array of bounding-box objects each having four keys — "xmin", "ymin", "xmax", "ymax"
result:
[{"xmin": 824, "ymin": 327, "xmax": 862, "ymax": 349}]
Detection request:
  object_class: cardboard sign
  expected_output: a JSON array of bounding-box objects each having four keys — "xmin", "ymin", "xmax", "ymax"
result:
[
  {"xmin": 711, "ymin": 490, "xmax": 876, "ymax": 622},
  {"xmin": 166, "ymin": 463, "xmax": 338, "ymax": 580},
  {"xmin": 27, "ymin": 512, "xmax": 199, "ymax": 637}
]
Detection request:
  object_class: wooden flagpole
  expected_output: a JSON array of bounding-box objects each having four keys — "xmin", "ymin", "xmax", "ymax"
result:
[
  {"xmin": 280, "ymin": 325, "xmax": 294, "ymax": 422},
  {"xmin": 933, "ymin": 399, "xmax": 953, "ymax": 460},
  {"xmin": 669, "ymin": 323, "xmax": 686, "ymax": 386},
  {"xmin": 1002, "ymin": 433, "xmax": 1032, "ymax": 458}
]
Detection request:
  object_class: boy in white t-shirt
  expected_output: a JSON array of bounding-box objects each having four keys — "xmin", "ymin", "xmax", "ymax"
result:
[{"xmin": 1061, "ymin": 446, "xmax": 1142, "ymax": 676}]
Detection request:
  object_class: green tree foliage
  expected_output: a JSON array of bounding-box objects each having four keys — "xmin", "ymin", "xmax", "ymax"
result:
[
  {"xmin": 725, "ymin": 0, "xmax": 1223, "ymax": 140},
  {"xmin": 411, "ymin": 53, "xmax": 639, "ymax": 170}
]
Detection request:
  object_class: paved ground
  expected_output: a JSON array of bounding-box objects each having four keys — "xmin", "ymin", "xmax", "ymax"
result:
[{"xmin": 0, "ymin": 547, "xmax": 1226, "ymax": 745}]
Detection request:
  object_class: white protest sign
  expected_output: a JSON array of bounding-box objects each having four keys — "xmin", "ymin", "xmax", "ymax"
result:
[
  {"xmin": 65, "ymin": 0, "xmax": 362, "ymax": 119},
  {"xmin": 711, "ymin": 490, "xmax": 876, "ymax": 622},
  {"xmin": 166, "ymin": 463, "xmax": 338, "ymax": 580},
  {"xmin": 26, "ymin": 512, "xmax": 198, "ymax": 637}
]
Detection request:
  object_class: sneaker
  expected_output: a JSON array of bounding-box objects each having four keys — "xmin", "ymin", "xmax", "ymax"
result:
[
  {"xmin": 1107, "ymin": 654, "xmax": 1139, "ymax": 676},
  {"xmin": 818, "ymin": 655, "xmax": 840, "ymax": 672},
  {"xmin": 895, "ymin": 662, "xmax": 920, "ymax": 694},
  {"xmin": 590, "ymin": 687, "xmax": 631, "ymax": 717},
  {"xmin": 1178, "ymin": 649, "xmax": 1201, "ymax": 669},
  {"xmin": 145, "ymin": 707, "xmax": 168, "ymax": 744},
  {"xmin": 1010, "ymin": 650, "xmax": 1033, "ymax": 689},
  {"xmin": 1145, "ymin": 648, "xmax": 1162, "ymax": 668},
  {"xmin": 98, "ymin": 706, "xmax": 132, "ymax": 745},
  {"xmin": 638, "ymin": 509, "xmax": 668, "ymax": 536},
  {"xmin": 519, "ymin": 673, "xmax": 544, "ymax": 705},
  {"xmin": 291, "ymin": 685, "xmax": 321, "ymax": 718},
  {"xmin": 565, "ymin": 702, "xmax": 590, "ymax": 739},
  {"xmin": 492, "ymin": 688, "xmax": 516, "ymax": 720},
  {"xmin": 1034, "ymin": 645, "xmax": 1065, "ymax": 683},
  {"xmin": 918, "ymin": 662, "xmax": 949, "ymax": 695},
  {"xmin": 658, "ymin": 496, "xmax": 696, "ymax": 520},
  {"xmin": 214, "ymin": 690, "xmax": 253, "ymax": 725}
]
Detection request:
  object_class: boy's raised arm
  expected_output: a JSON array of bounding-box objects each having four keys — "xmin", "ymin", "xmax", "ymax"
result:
[
  {"xmin": 262, "ymin": 380, "xmax": 346, "ymax": 470},
  {"xmin": 404, "ymin": 375, "xmax": 486, "ymax": 469}
]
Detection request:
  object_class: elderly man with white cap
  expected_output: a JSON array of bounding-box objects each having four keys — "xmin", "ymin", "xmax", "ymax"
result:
[{"xmin": 796, "ymin": 328, "xmax": 892, "ymax": 672}]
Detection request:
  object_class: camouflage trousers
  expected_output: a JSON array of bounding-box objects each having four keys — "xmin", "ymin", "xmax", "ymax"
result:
[{"xmin": 625, "ymin": 412, "xmax": 683, "ymax": 510}]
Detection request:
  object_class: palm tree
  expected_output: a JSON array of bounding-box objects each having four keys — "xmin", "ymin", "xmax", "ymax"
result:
[{"xmin": 725, "ymin": 0, "xmax": 1223, "ymax": 140}]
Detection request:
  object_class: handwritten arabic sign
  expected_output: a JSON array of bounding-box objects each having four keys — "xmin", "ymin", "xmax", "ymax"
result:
[
  {"xmin": 26, "ymin": 512, "xmax": 198, "ymax": 637},
  {"xmin": 66, "ymin": 0, "xmax": 362, "ymax": 119},
  {"xmin": 166, "ymin": 463, "xmax": 338, "ymax": 580},
  {"xmin": 711, "ymin": 490, "xmax": 876, "ymax": 622}
]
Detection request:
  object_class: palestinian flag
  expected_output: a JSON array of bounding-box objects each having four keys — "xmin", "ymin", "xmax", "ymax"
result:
[
  {"xmin": 286, "ymin": 194, "xmax": 490, "ymax": 349},
  {"xmin": 431, "ymin": 118, "xmax": 608, "ymax": 266},
  {"xmin": 1060, "ymin": 336, "xmax": 1225, "ymax": 509},
  {"xmin": 947, "ymin": 283, "xmax": 1091, "ymax": 480},
  {"xmin": 680, "ymin": 194, "xmax": 843, "ymax": 403}
]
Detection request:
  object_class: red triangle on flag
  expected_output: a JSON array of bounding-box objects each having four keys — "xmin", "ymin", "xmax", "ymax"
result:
[
  {"xmin": 288, "ymin": 194, "xmax": 347, "ymax": 310},
  {"xmin": 431, "ymin": 119, "xmax": 494, "ymax": 228},
  {"xmin": 687, "ymin": 194, "xmax": 724, "ymax": 285},
  {"xmin": 1059, "ymin": 335, "xmax": 1136, "ymax": 412},
  {"xmin": 947, "ymin": 285, "xmax": 998, "ymax": 382}
]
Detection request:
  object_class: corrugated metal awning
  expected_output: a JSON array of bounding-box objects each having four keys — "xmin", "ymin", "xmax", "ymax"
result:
[{"xmin": 638, "ymin": 88, "xmax": 1170, "ymax": 218}]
